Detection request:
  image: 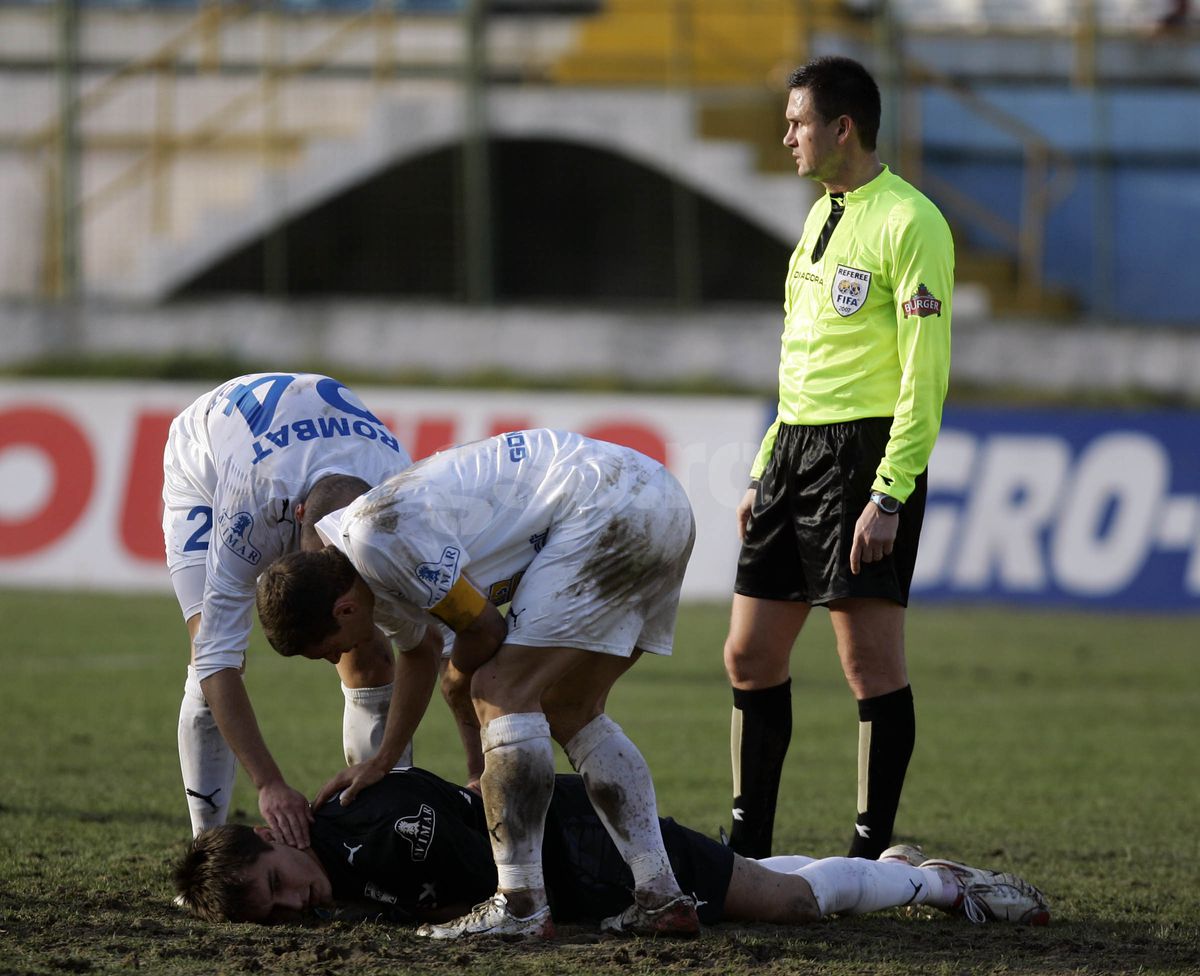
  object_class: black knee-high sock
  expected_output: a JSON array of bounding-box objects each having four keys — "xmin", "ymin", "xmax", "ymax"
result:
[
  {"xmin": 848, "ymin": 684, "xmax": 915, "ymax": 859},
  {"xmin": 728, "ymin": 679, "xmax": 792, "ymax": 859}
]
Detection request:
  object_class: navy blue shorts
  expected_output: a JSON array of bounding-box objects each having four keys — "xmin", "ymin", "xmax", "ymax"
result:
[
  {"xmin": 542, "ymin": 776, "xmax": 733, "ymax": 925},
  {"xmin": 734, "ymin": 418, "xmax": 927, "ymax": 606}
]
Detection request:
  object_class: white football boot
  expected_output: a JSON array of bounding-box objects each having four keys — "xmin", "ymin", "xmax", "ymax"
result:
[
  {"xmin": 879, "ymin": 843, "xmax": 927, "ymax": 866},
  {"xmin": 600, "ymin": 893, "xmax": 700, "ymax": 938},
  {"xmin": 416, "ymin": 894, "xmax": 555, "ymax": 941},
  {"xmin": 922, "ymin": 858, "xmax": 1051, "ymax": 925}
]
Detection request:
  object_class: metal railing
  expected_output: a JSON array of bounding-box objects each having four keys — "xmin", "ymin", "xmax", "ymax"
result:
[
  {"xmin": 21, "ymin": 0, "xmax": 429, "ymax": 298},
  {"xmin": 898, "ymin": 58, "xmax": 1076, "ymax": 307},
  {"xmin": 11, "ymin": 0, "xmax": 1096, "ymax": 304}
]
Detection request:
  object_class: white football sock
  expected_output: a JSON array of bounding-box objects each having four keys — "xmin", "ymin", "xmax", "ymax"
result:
[
  {"xmin": 797, "ymin": 857, "xmax": 939, "ymax": 916},
  {"xmin": 341, "ymin": 682, "xmax": 412, "ymax": 768},
  {"xmin": 757, "ymin": 854, "xmax": 817, "ymax": 873},
  {"xmin": 565, "ymin": 715, "xmax": 681, "ymax": 902},
  {"xmin": 178, "ymin": 666, "xmax": 237, "ymax": 837},
  {"xmin": 480, "ymin": 713, "xmax": 555, "ymax": 893}
]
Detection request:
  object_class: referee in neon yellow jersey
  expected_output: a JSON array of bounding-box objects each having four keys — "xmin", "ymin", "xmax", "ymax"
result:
[{"xmin": 724, "ymin": 56, "xmax": 953, "ymax": 861}]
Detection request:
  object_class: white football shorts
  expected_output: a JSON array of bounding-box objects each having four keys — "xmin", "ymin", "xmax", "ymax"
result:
[{"xmin": 501, "ymin": 463, "xmax": 695, "ymax": 657}]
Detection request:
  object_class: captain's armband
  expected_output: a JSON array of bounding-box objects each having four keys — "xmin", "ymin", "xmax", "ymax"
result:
[{"xmin": 429, "ymin": 577, "xmax": 488, "ymax": 632}]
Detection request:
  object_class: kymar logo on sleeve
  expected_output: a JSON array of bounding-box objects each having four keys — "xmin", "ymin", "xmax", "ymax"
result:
[
  {"xmin": 218, "ymin": 510, "xmax": 261, "ymax": 565},
  {"xmin": 414, "ymin": 546, "xmax": 461, "ymax": 605},
  {"xmin": 832, "ymin": 265, "xmax": 871, "ymax": 316}
]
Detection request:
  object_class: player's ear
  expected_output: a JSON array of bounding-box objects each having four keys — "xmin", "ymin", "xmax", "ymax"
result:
[
  {"xmin": 254, "ymin": 825, "xmax": 280, "ymax": 844},
  {"xmin": 294, "ymin": 501, "xmax": 306, "ymax": 524},
  {"xmin": 331, "ymin": 588, "xmax": 361, "ymax": 619}
]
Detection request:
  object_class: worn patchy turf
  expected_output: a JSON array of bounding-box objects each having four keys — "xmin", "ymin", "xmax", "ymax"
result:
[{"xmin": 1, "ymin": 592, "xmax": 1198, "ymax": 975}]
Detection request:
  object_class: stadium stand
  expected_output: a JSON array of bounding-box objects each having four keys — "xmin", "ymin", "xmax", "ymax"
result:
[{"xmin": 0, "ymin": 0, "xmax": 1196, "ymax": 325}]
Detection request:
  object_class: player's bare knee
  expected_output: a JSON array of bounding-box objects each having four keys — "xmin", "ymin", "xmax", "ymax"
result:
[
  {"xmin": 723, "ymin": 637, "xmax": 754, "ymax": 683},
  {"xmin": 840, "ymin": 658, "xmax": 907, "ymax": 699},
  {"xmin": 545, "ymin": 705, "xmax": 602, "ymax": 749},
  {"xmin": 470, "ymin": 669, "xmax": 535, "ymax": 723},
  {"xmin": 785, "ymin": 898, "xmax": 821, "ymax": 924},
  {"xmin": 726, "ymin": 858, "xmax": 821, "ymax": 924},
  {"xmin": 336, "ymin": 651, "xmax": 392, "ymax": 688},
  {"xmin": 541, "ymin": 688, "xmax": 600, "ymax": 745},
  {"xmin": 724, "ymin": 639, "xmax": 787, "ymax": 687},
  {"xmin": 762, "ymin": 878, "xmax": 821, "ymax": 925}
]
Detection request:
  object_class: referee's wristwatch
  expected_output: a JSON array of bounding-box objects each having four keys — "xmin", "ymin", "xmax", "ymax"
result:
[{"xmin": 869, "ymin": 490, "xmax": 902, "ymax": 515}]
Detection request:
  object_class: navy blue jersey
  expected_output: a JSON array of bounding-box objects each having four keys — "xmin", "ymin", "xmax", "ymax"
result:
[
  {"xmin": 311, "ymin": 768, "xmax": 495, "ymax": 921},
  {"xmin": 310, "ymin": 768, "xmax": 733, "ymax": 925}
]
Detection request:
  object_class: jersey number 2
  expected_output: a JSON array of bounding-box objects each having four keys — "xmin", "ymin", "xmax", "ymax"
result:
[{"xmin": 183, "ymin": 505, "xmax": 213, "ymax": 552}]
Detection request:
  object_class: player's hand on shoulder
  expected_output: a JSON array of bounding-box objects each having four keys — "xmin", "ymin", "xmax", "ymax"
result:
[
  {"xmin": 259, "ymin": 780, "xmax": 314, "ymax": 849},
  {"xmin": 314, "ymin": 760, "xmax": 387, "ymax": 810}
]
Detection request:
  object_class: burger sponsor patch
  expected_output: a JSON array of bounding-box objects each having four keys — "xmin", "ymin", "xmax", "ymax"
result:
[{"xmin": 903, "ymin": 283, "xmax": 942, "ymax": 317}]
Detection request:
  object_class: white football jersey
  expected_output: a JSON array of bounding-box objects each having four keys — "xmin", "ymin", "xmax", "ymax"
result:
[
  {"xmin": 171, "ymin": 373, "xmax": 412, "ymax": 679},
  {"xmin": 316, "ymin": 429, "xmax": 667, "ymax": 640}
]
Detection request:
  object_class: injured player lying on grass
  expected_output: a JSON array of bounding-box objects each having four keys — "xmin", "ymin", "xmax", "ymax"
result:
[{"xmin": 172, "ymin": 767, "xmax": 1050, "ymax": 937}]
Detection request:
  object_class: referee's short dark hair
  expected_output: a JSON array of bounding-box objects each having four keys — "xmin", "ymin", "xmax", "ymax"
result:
[{"xmin": 788, "ymin": 56, "xmax": 881, "ymax": 152}]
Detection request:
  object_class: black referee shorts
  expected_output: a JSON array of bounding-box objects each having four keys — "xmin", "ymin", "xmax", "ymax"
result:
[
  {"xmin": 734, "ymin": 418, "xmax": 927, "ymax": 607},
  {"xmin": 542, "ymin": 776, "xmax": 734, "ymax": 925}
]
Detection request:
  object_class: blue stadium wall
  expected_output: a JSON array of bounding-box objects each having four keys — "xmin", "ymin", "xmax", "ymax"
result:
[
  {"xmin": 921, "ymin": 86, "xmax": 1200, "ymax": 325},
  {"xmin": 914, "ymin": 406, "xmax": 1199, "ymax": 611}
]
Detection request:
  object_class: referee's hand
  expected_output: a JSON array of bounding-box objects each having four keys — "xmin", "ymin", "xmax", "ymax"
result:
[
  {"xmin": 736, "ymin": 488, "xmax": 756, "ymax": 541},
  {"xmin": 850, "ymin": 502, "xmax": 898, "ymax": 575}
]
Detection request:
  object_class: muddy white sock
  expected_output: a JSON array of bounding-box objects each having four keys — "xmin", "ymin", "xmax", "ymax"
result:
[
  {"xmin": 919, "ymin": 865, "xmax": 964, "ymax": 908},
  {"xmin": 178, "ymin": 666, "xmax": 237, "ymax": 836},
  {"xmin": 565, "ymin": 715, "xmax": 681, "ymax": 902},
  {"xmin": 342, "ymin": 682, "xmax": 412, "ymax": 767},
  {"xmin": 480, "ymin": 713, "xmax": 554, "ymax": 893},
  {"xmin": 798, "ymin": 857, "xmax": 938, "ymax": 916},
  {"xmin": 757, "ymin": 854, "xmax": 817, "ymax": 873}
]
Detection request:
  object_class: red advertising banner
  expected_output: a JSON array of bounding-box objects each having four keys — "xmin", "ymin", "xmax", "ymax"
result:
[{"xmin": 0, "ymin": 380, "xmax": 764, "ymax": 598}]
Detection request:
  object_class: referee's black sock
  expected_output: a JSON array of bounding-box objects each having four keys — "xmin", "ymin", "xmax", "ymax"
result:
[
  {"xmin": 848, "ymin": 684, "xmax": 915, "ymax": 859},
  {"xmin": 728, "ymin": 679, "xmax": 792, "ymax": 859}
]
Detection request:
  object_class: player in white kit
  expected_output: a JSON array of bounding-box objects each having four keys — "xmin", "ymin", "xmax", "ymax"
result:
[
  {"xmin": 254, "ymin": 429, "xmax": 702, "ymax": 939},
  {"xmin": 163, "ymin": 372, "xmax": 438, "ymax": 849}
]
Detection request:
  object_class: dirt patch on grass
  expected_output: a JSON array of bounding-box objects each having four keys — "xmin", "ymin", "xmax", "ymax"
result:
[{"xmin": 4, "ymin": 898, "xmax": 1198, "ymax": 976}]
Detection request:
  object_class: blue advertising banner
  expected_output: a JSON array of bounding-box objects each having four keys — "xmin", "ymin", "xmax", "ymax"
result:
[{"xmin": 913, "ymin": 407, "xmax": 1200, "ymax": 611}]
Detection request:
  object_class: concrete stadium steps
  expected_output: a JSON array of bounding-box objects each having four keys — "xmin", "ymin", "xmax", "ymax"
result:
[
  {"xmin": 547, "ymin": 0, "xmax": 860, "ymax": 86},
  {"xmin": 890, "ymin": 0, "xmax": 1170, "ymax": 31},
  {"xmin": 954, "ymin": 248, "xmax": 1077, "ymax": 319},
  {"xmin": 137, "ymin": 87, "xmax": 816, "ymax": 300},
  {"xmin": 698, "ymin": 95, "xmax": 794, "ymax": 174},
  {"xmin": 132, "ymin": 82, "xmax": 1054, "ymax": 315}
]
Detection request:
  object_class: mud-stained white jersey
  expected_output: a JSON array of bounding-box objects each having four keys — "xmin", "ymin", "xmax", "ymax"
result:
[
  {"xmin": 173, "ymin": 373, "xmax": 412, "ymax": 680},
  {"xmin": 315, "ymin": 429, "xmax": 662, "ymax": 640}
]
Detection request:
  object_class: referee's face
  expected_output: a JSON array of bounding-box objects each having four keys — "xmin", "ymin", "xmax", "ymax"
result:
[{"xmin": 783, "ymin": 87, "xmax": 845, "ymax": 185}]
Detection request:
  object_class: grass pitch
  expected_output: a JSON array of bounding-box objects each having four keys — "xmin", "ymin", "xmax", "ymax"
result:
[{"xmin": 1, "ymin": 590, "xmax": 1197, "ymax": 975}]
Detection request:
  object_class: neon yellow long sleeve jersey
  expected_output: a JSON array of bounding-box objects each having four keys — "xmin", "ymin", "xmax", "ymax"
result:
[{"xmin": 751, "ymin": 166, "xmax": 954, "ymax": 503}]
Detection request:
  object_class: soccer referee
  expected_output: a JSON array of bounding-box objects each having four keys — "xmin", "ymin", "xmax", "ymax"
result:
[{"xmin": 724, "ymin": 56, "xmax": 953, "ymax": 860}]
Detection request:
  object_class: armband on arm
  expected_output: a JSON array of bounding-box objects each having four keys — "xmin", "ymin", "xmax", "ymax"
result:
[
  {"xmin": 431, "ymin": 577, "xmax": 506, "ymax": 674},
  {"xmin": 428, "ymin": 577, "xmax": 488, "ymax": 632}
]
